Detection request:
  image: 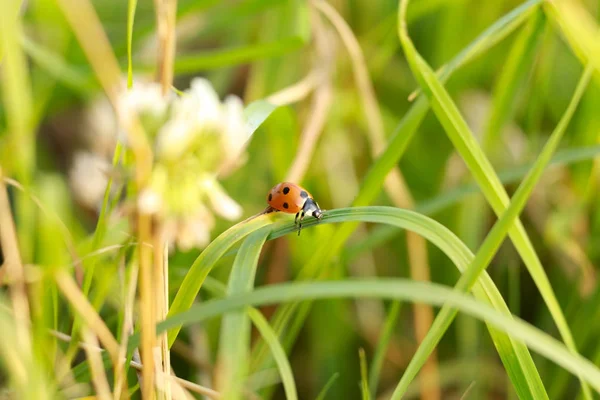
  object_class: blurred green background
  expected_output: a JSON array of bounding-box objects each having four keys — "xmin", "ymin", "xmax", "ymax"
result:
[{"xmin": 1, "ymin": 0, "xmax": 600, "ymax": 399}]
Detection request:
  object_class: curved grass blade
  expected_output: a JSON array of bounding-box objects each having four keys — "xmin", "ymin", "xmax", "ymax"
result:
[
  {"xmin": 154, "ymin": 279, "xmax": 600, "ymax": 394},
  {"xmin": 397, "ymin": 0, "xmax": 590, "ymax": 397},
  {"xmin": 170, "ymin": 206, "xmax": 542, "ymax": 397},
  {"xmin": 216, "ymin": 228, "xmax": 270, "ymax": 399},
  {"xmin": 247, "ymin": 308, "xmax": 298, "ymax": 400},
  {"xmin": 167, "ymin": 213, "xmax": 274, "ymax": 345},
  {"xmin": 250, "ymin": 0, "xmax": 546, "ymax": 376}
]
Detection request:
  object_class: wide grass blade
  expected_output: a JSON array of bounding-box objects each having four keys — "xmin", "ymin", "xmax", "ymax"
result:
[
  {"xmin": 154, "ymin": 279, "xmax": 600, "ymax": 394},
  {"xmin": 397, "ymin": 0, "xmax": 589, "ymax": 396},
  {"xmin": 169, "ymin": 206, "xmax": 543, "ymax": 397},
  {"xmin": 216, "ymin": 229, "xmax": 269, "ymax": 399},
  {"xmin": 178, "ymin": 242, "xmax": 299, "ymax": 400},
  {"xmin": 167, "ymin": 214, "xmax": 274, "ymax": 345}
]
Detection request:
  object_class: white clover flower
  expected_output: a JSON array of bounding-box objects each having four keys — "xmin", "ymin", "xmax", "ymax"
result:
[
  {"xmin": 116, "ymin": 77, "xmax": 248, "ymax": 250},
  {"xmin": 119, "ymin": 80, "xmax": 171, "ymax": 118}
]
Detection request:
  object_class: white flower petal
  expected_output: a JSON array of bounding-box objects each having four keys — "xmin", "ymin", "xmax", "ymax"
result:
[
  {"xmin": 155, "ymin": 119, "xmax": 197, "ymax": 160},
  {"xmin": 203, "ymin": 180, "xmax": 243, "ymax": 220},
  {"xmin": 68, "ymin": 152, "xmax": 110, "ymax": 210},
  {"xmin": 138, "ymin": 189, "xmax": 163, "ymax": 215}
]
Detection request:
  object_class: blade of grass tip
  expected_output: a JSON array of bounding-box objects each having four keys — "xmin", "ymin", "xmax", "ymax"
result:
[
  {"xmin": 398, "ymin": 0, "xmax": 592, "ymax": 397},
  {"xmin": 315, "ymin": 372, "xmax": 340, "ymax": 400},
  {"xmin": 216, "ymin": 228, "xmax": 270, "ymax": 399},
  {"xmin": 153, "ymin": 279, "xmax": 600, "ymax": 393},
  {"xmin": 127, "ymin": 0, "xmax": 138, "ymax": 88},
  {"xmin": 359, "ymin": 348, "xmax": 371, "ymax": 400},
  {"xmin": 368, "ymin": 301, "xmax": 401, "ymax": 397}
]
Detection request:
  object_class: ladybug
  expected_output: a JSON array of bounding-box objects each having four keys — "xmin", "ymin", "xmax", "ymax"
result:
[{"xmin": 266, "ymin": 182, "xmax": 323, "ymax": 235}]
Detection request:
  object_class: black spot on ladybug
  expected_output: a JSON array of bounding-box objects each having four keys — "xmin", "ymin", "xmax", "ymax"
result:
[
  {"xmin": 268, "ymin": 193, "xmax": 272, "ymax": 201},
  {"xmin": 283, "ymin": 202, "xmax": 289, "ymax": 209},
  {"xmin": 300, "ymin": 190, "xmax": 308, "ymax": 199},
  {"xmin": 283, "ymin": 187, "xmax": 290, "ymax": 195}
]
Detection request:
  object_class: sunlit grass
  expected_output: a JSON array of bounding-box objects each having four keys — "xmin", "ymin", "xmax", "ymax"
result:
[{"xmin": 1, "ymin": 0, "xmax": 600, "ymax": 399}]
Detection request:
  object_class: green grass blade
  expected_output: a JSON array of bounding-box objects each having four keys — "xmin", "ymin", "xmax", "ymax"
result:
[
  {"xmin": 166, "ymin": 37, "xmax": 306, "ymax": 74},
  {"xmin": 314, "ymin": 372, "xmax": 340, "ymax": 400},
  {"xmin": 178, "ymin": 274, "xmax": 300, "ymax": 400},
  {"xmin": 368, "ymin": 301, "xmax": 401, "ymax": 397},
  {"xmin": 169, "ymin": 205, "xmax": 541, "ymax": 397},
  {"xmin": 398, "ymin": 0, "xmax": 589, "ymax": 396},
  {"xmin": 216, "ymin": 229, "xmax": 269, "ymax": 399},
  {"xmin": 392, "ymin": 51, "xmax": 594, "ymax": 398},
  {"xmin": 153, "ymin": 279, "xmax": 600, "ymax": 394},
  {"xmin": 247, "ymin": 308, "xmax": 298, "ymax": 400},
  {"xmin": 126, "ymin": 0, "xmax": 137, "ymax": 88},
  {"xmin": 250, "ymin": 1, "xmax": 546, "ymax": 371},
  {"xmin": 167, "ymin": 98, "xmax": 278, "ymax": 345},
  {"xmin": 243, "ymin": 100, "xmax": 278, "ymax": 137},
  {"xmin": 359, "ymin": 348, "xmax": 370, "ymax": 400},
  {"xmin": 543, "ymin": 1, "xmax": 600, "ymax": 79},
  {"xmin": 483, "ymin": 9, "xmax": 545, "ymax": 147},
  {"xmin": 167, "ymin": 214, "xmax": 273, "ymax": 345}
]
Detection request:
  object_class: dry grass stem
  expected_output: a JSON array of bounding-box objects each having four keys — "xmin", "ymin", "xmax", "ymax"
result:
[
  {"xmin": 51, "ymin": 330, "xmax": 221, "ymax": 399},
  {"xmin": 0, "ymin": 169, "xmax": 32, "ymax": 353},
  {"xmin": 266, "ymin": 71, "xmax": 319, "ymax": 106},
  {"xmin": 54, "ymin": 270, "xmax": 120, "ymax": 365},
  {"xmin": 285, "ymin": 6, "xmax": 334, "ymax": 183},
  {"xmin": 113, "ymin": 259, "xmax": 139, "ymax": 400},
  {"xmin": 154, "ymin": 0, "xmax": 178, "ymax": 95},
  {"xmin": 82, "ymin": 328, "xmax": 113, "ymax": 400}
]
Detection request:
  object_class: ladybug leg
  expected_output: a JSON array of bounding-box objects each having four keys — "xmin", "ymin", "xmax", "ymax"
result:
[
  {"xmin": 297, "ymin": 211, "xmax": 306, "ymax": 236},
  {"xmin": 295, "ymin": 212, "xmax": 300, "ymax": 225}
]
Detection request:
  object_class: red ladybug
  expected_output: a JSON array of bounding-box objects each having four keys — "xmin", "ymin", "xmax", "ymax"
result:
[{"xmin": 266, "ymin": 182, "xmax": 323, "ymax": 235}]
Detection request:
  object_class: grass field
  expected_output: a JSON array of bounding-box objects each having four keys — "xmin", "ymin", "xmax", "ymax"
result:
[{"xmin": 1, "ymin": 0, "xmax": 600, "ymax": 399}]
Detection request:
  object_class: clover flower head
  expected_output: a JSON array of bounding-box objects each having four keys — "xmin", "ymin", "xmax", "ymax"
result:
[{"xmin": 124, "ymin": 77, "xmax": 248, "ymax": 249}]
